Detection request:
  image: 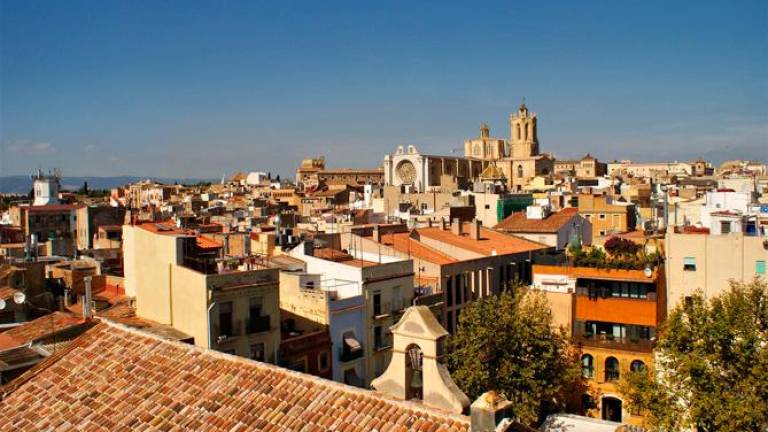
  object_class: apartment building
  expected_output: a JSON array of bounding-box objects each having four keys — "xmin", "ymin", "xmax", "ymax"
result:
[
  {"xmin": 279, "ymin": 271, "xmax": 363, "ymax": 384},
  {"xmin": 665, "ymin": 228, "xmax": 767, "ymax": 311},
  {"xmin": 122, "ymin": 222, "xmax": 281, "ymax": 362},
  {"xmin": 75, "ymin": 205, "xmax": 126, "ymax": 250},
  {"xmin": 532, "ymin": 264, "xmax": 665, "ymax": 426},
  {"xmin": 494, "ymin": 206, "xmax": 592, "ymax": 250},
  {"xmin": 10, "ymin": 204, "xmax": 83, "ymax": 243},
  {"xmin": 345, "ymin": 219, "xmax": 551, "ymax": 334},
  {"xmin": 288, "ymin": 242, "xmax": 414, "ymax": 386},
  {"xmin": 578, "ymin": 194, "xmax": 636, "ymax": 237}
]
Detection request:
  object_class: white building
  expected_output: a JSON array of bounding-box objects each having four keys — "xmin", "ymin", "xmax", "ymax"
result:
[{"xmin": 32, "ymin": 170, "xmax": 60, "ymax": 206}]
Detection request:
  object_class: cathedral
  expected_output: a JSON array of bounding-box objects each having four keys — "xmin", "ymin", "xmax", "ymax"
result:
[{"xmin": 384, "ymin": 102, "xmax": 554, "ymax": 192}]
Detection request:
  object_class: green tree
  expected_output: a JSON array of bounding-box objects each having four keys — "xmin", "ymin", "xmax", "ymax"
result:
[
  {"xmin": 447, "ymin": 289, "xmax": 582, "ymax": 425},
  {"xmin": 619, "ymin": 279, "xmax": 768, "ymax": 431}
]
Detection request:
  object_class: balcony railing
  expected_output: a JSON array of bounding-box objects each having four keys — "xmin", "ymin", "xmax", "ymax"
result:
[
  {"xmin": 573, "ymin": 333, "xmax": 654, "ymax": 352},
  {"xmin": 247, "ymin": 315, "xmax": 271, "ymax": 334}
]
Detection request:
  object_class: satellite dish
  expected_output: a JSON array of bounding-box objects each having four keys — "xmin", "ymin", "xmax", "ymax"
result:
[
  {"xmin": 13, "ymin": 291, "xmax": 26, "ymax": 305},
  {"xmin": 0, "ymin": 299, "xmax": 6, "ymax": 310},
  {"xmin": 643, "ymin": 266, "xmax": 653, "ymax": 278}
]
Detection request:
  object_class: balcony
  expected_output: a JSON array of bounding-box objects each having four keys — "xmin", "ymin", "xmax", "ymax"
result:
[
  {"xmin": 247, "ymin": 315, "xmax": 271, "ymax": 334},
  {"xmin": 573, "ymin": 333, "xmax": 654, "ymax": 353}
]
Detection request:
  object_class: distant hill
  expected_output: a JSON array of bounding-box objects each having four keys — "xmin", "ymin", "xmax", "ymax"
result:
[{"xmin": 0, "ymin": 176, "xmax": 218, "ymax": 194}]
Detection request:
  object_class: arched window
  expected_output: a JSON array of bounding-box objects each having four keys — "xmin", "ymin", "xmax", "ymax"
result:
[
  {"xmin": 605, "ymin": 357, "xmax": 620, "ymax": 381},
  {"xmin": 516, "ymin": 124, "xmax": 521, "ymax": 140},
  {"xmin": 630, "ymin": 360, "xmax": 646, "ymax": 373},
  {"xmin": 581, "ymin": 354, "xmax": 594, "ymax": 378},
  {"xmin": 517, "ymin": 165, "xmax": 523, "ymax": 178}
]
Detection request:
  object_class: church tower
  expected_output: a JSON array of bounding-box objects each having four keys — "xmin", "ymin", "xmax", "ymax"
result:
[{"xmin": 509, "ymin": 100, "xmax": 539, "ymax": 158}]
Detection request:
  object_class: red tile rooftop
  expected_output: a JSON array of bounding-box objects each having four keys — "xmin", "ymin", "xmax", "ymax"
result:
[
  {"xmin": 494, "ymin": 207, "xmax": 580, "ymax": 233},
  {"xmin": 417, "ymin": 224, "xmax": 547, "ymax": 256},
  {"xmin": 0, "ymin": 320, "xmax": 470, "ymax": 432},
  {"xmin": 2, "ymin": 312, "xmax": 84, "ymax": 345},
  {"xmin": 374, "ymin": 231, "xmax": 457, "ymax": 265}
]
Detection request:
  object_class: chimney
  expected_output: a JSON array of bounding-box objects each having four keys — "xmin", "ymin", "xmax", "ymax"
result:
[
  {"xmin": 452, "ymin": 218, "xmax": 463, "ymax": 236},
  {"xmin": 470, "ymin": 391, "xmax": 514, "ymax": 432},
  {"xmin": 373, "ymin": 224, "xmax": 382, "ymax": 243},
  {"xmin": 470, "ymin": 219, "xmax": 482, "ymax": 240},
  {"xmin": 441, "ymin": 218, "xmax": 448, "ymax": 231},
  {"xmin": 82, "ymin": 276, "xmax": 93, "ymax": 320},
  {"xmin": 427, "ymin": 219, "xmax": 433, "ymax": 228}
]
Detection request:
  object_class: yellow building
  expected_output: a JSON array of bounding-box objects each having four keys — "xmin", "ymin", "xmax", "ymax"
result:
[
  {"xmin": 123, "ymin": 222, "xmax": 281, "ymax": 362},
  {"xmin": 578, "ymin": 194, "xmax": 637, "ymax": 237}
]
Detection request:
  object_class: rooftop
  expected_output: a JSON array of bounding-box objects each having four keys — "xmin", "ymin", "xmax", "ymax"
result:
[
  {"xmin": 418, "ymin": 223, "xmax": 547, "ymax": 256},
  {"xmin": 494, "ymin": 207, "xmax": 580, "ymax": 233},
  {"xmin": 372, "ymin": 231, "xmax": 457, "ymax": 265},
  {"xmin": 0, "ymin": 320, "xmax": 469, "ymax": 431},
  {"xmin": 533, "ymin": 264, "xmax": 658, "ymax": 283}
]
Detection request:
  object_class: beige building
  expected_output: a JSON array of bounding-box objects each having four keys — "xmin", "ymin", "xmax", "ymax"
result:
[
  {"xmin": 578, "ymin": 194, "xmax": 636, "ymax": 237},
  {"xmin": 665, "ymin": 230, "xmax": 768, "ymax": 312},
  {"xmin": 123, "ymin": 222, "xmax": 281, "ymax": 362},
  {"xmin": 346, "ymin": 220, "xmax": 550, "ymax": 334},
  {"xmin": 383, "ymin": 103, "xmax": 554, "ymax": 194}
]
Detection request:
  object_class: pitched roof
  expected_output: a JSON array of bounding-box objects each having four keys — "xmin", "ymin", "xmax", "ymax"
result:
[
  {"xmin": 417, "ymin": 224, "xmax": 547, "ymax": 256},
  {"xmin": 376, "ymin": 231, "xmax": 457, "ymax": 265},
  {"xmin": 494, "ymin": 207, "xmax": 579, "ymax": 233},
  {"xmin": 2, "ymin": 312, "xmax": 84, "ymax": 344},
  {"xmin": 0, "ymin": 320, "xmax": 469, "ymax": 432}
]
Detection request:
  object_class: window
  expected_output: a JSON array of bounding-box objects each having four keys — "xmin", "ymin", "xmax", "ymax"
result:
[
  {"xmin": 446, "ymin": 277, "xmax": 454, "ymax": 306},
  {"xmin": 599, "ymin": 214, "xmax": 606, "ymax": 220},
  {"xmin": 683, "ymin": 257, "xmax": 696, "ymax": 271},
  {"xmin": 249, "ymin": 296, "xmax": 263, "ymax": 318},
  {"xmin": 392, "ymin": 286, "xmax": 401, "ymax": 311},
  {"xmin": 757, "ymin": 260, "xmax": 766, "ymax": 275},
  {"xmin": 318, "ymin": 351, "xmax": 330, "ymax": 372},
  {"xmin": 581, "ymin": 354, "xmax": 594, "ymax": 379},
  {"xmin": 720, "ymin": 221, "xmax": 732, "ymax": 234},
  {"xmin": 605, "ymin": 357, "xmax": 620, "ymax": 381},
  {"xmin": 250, "ymin": 343, "xmax": 265, "ymax": 361},
  {"xmin": 373, "ymin": 292, "xmax": 382, "ymax": 316},
  {"xmin": 630, "ymin": 360, "xmax": 646, "ymax": 373},
  {"xmin": 374, "ymin": 326, "xmax": 384, "ymax": 350},
  {"xmin": 484, "ymin": 204, "xmax": 490, "ymax": 210},
  {"xmin": 218, "ymin": 301, "xmax": 233, "ymax": 337},
  {"xmin": 517, "ymin": 165, "xmax": 523, "ymax": 178}
]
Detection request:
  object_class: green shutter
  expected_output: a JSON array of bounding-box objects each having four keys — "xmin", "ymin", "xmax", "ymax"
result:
[{"xmin": 757, "ymin": 261, "xmax": 766, "ymax": 275}]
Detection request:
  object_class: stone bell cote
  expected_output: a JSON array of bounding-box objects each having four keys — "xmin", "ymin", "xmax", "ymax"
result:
[{"xmin": 370, "ymin": 306, "xmax": 470, "ymax": 414}]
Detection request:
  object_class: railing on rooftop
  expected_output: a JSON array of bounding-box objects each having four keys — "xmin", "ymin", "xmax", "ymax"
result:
[{"xmin": 573, "ymin": 332, "xmax": 654, "ymax": 352}]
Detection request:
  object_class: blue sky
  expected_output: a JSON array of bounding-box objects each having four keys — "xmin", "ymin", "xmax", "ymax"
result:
[{"xmin": 1, "ymin": 0, "xmax": 766, "ymax": 178}]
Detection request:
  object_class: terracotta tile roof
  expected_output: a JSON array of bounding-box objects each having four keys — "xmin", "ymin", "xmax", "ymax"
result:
[
  {"xmin": 313, "ymin": 248, "xmax": 379, "ymax": 268},
  {"xmin": 376, "ymin": 231, "xmax": 457, "ymax": 265},
  {"xmin": 196, "ymin": 235, "xmax": 223, "ymax": 250},
  {"xmin": 2, "ymin": 312, "xmax": 84, "ymax": 345},
  {"xmin": 0, "ymin": 320, "xmax": 470, "ymax": 431},
  {"xmin": 418, "ymin": 224, "xmax": 547, "ymax": 256},
  {"xmin": 494, "ymin": 207, "xmax": 580, "ymax": 233}
]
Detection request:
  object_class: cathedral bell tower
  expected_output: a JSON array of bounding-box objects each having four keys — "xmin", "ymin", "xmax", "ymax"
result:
[{"xmin": 509, "ymin": 100, "xmax": 539, "ymax": 158}]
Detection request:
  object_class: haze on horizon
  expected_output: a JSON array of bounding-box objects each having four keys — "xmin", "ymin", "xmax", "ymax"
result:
[{"xmin": 1, "ymin": 0, "xmax": 766, "ymax": 179}]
